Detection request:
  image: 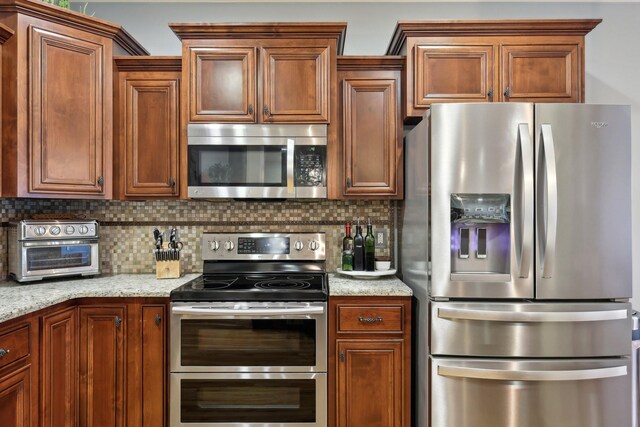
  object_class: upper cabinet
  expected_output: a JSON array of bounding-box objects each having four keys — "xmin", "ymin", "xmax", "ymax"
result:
[
  {"xmin": 386, "ymin": 20, "xmax": 601, "ymax": 122},
  {"xmin": 0, "ymin": 0, "xmax": 147, "ymax": 199},
  {"xmin": 169, "ymin": 23, "xmax": 346, "ymax": 124}
]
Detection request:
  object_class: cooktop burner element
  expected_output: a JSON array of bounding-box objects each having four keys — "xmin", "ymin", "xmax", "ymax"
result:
[{"xmin": 254, "ymin": 280, "xmax": 312, "ymax": 290}]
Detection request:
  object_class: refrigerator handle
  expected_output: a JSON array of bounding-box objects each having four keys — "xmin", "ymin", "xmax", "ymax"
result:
[
  {"xmin": 538, "ymin": 124, "xmax": 559, "ymax": 279},
  {"xmin": 437, "ymin": 307, "xmax": 628, "ymax": 322},
  {"xmin": 437, "ymin": 364, "xmax": 627, "ymax": 382},
  {"xmin": 516, "ymin": 123, "xmax": 534, "ymax": 278}
]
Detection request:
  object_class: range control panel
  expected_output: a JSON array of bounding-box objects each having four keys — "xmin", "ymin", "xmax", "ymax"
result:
[{"xmin": 202, "ymin": 232, "xmax": 325, "ymax": 261}]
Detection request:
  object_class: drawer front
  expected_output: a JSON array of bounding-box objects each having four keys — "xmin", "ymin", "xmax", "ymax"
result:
[
  {"xmin": 431, "ymin": 301, "xmax": 631, "ymax": 358},
  {"xmin": 338, "ymin": 305, "xmax": 403, "ymax": 333},
  {"xmin": 0, "ymin": 325, "xmax": 30, "ymax": 368}
]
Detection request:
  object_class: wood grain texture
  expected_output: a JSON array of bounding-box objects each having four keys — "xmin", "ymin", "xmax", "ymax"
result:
[
  {"xmin": 141, "ymin": 305, "xmax": 166, "ymax": 427},
  {"xmin": 40, "ymin": 306, "xmax": 77, "ymax": 427},
  {"xmin": 0, "ymin": 365, "xmax": 32, "ymax": 427},
  {"xmin": 0, "ymin": 326, "xmax": 30, "ymax": 369},
  {"xmin": 337, "ymin": 305, "xmax": 404, "ymax": 333},
  {"xmin": 114, "ymin": 56, "xmax": 180, "ymax": 72}
]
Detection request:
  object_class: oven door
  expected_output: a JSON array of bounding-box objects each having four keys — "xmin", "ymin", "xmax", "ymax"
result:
[
  {"xmin": 170, "ymin": 302, "xmax": 327, "ymax": 373},
  {"xmin": 17, "ymin": 239, "xmax": 99, "ymax": 281},
  {"xmin": 170, "ymin": 372, "xmax": 326, "ymax": 427}
]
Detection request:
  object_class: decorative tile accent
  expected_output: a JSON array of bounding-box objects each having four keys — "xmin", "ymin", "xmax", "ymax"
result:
[{"xmin": 0, "ymin": 198, "xmax": 394, "ymax": 278}]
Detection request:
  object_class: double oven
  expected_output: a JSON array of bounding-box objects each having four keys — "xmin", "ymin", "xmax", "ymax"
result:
[{"xmin": 170, "ymin": 232, "xmax": 327, "ymax": 427}]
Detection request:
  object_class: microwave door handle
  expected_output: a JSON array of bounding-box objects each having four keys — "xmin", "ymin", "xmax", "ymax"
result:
[
  {"xmin": 171, "ymin": 306, "xmax": 325, "ymax": 316},
  {"xmin": 539, "ymin": 124, "xmax": 558, "ymax": 279},
  {"xmin": 287, "ymin": 138, "xmax": 295, "ymax": 196},
  {"xmin": 517, "ymin": 123, "xmax": 534, "ymax": 278}
]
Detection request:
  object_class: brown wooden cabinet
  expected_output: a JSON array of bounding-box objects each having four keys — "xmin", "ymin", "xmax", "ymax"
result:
[
  {"xmin": 0, "ymin": 0, "xmax": 147, "ymax": 198},
  {"xmin": 0, "ymin": 365, "xmax": 32, "ymax": 427},
  {"xmin": 0, "ymin": 23, "xmax": 14, "ymax": 197},
  {"xmin": 78, "ymin": 306, "xmax": 126, "ymax": 427},
  {"xmin": 329, "ymin": 296, "xmax": 411, "ymax": 427},
  {"xmin": 114, "ymin": 57, "xmax": 181, "ymax": 199},
  {"xmin": 329, "ymin": 57, "xmax": 403, "ymax": 199},
  {"xmin": 171, "ymin": 23, "xmax": 345, "ymax": 124},
  {"xmin": 40, "ymin": 306, "xmax": 77, "ymax": 427},
  {"xmin": 386, "ymin": 20, "xmax": 601, "ymax": 122}
]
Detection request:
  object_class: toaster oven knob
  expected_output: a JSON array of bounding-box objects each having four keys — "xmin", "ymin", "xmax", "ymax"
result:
[
  {"xmin": 79, "ymin": 225, "xmax": 89, "ymax": 235},
  {"xmin": 34, "ymin": 226, "xmax": 46, "ymax": 236},
  {"xmin": 50, "ymin": 226, "xmax": 61, "ymax": 236},
  {"xmin": 294, "ymin": 241, "xmax": 304, "ymax": 251},
  {"xmin": 224, "ymin": 240, "xmax": 235, "ymax": 251},
  {"xmin": 65, "ymin": 226, "xmax": 75, "ymax": 235},
  {"xmin": 209, "ymin": 240, "xmax": 220, "ymax": 251},
  {"xmin": 309, "ymin": 240, "xmax": 320, "ymax": 251}
]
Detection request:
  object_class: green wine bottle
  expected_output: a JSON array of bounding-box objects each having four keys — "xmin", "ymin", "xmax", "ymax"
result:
[
  {"xmin": 364, "ymin": 217, "xmax": 375, "ymax": 271},
  {"xmin": 342, "ymin": 223, "xmax": 354, "ymax": 271}
]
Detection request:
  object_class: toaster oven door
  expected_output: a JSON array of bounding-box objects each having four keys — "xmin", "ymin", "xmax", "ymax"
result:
[{"xmin": 16, "ymin": 240, "xmax": 100, "ymax": 281}]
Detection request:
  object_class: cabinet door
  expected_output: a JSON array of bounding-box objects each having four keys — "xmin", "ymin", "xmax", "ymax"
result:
[
  {"xmin": 41, "ymin": 307, "xmax": 77, "ymax": 427},
  {"xmin": 189, "ymin": 47, "xmax": 256, "ymax": 122},
  {"xmin": 0, "ymin": 366, "xmax": 31, "ymax": 427},
  {"xmin": 122, "ymin": 76, "xmax": 180, "ymax": 197},
  {"xmin": 79, "ymin": 307, "xmax": 125, "ymax": 427},
  {"xmin": 414, "ymin": 44, "xmax": 495, "ymax": 107},
  {"xmin": 342, "ymin": 78, "xmax": 401, "ymax": 197},
  {"xmin": 501, "ymin": 44, "xmax": 580, "ymax": 102},
  {"xmin": 29, "ymin": 26, "xmax": 107, "ymax": 196},
  {"xmin": 336, "ymin": 340, "xmax": 403, "ymax": 427},
  {"xmin": 140, "ymin": 305, "xmax": 166, "ymax": 427},
  {"xmin": 261, "ymin": 46, "xmax": 329, "ymax": 123}
]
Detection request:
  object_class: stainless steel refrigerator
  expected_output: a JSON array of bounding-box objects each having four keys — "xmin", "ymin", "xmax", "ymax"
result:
[{"xmin": 401, "ymin": 103, "xmax": 632, "ymax": 427}]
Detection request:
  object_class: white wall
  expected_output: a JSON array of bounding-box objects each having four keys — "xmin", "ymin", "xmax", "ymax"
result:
[{"xmin": 84, "ymin": 1, "xmax": 640, "ymax": 306}]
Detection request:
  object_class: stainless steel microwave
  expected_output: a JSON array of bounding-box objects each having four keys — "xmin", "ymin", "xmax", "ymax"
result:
[{"xmin": 187, "ymin": 124, "xmax": 327, "ymax": 199}]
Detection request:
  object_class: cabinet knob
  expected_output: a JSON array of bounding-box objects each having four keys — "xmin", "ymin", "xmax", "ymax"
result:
[
  {"xmin": 155, "ymin": 314, "xmax": 162, "ymax": 326},
  {"xmin": 346, "ymin": 177, "xmax": 352, "ymax": 188},
  {"xmin": 248, "ymin": 104, "xmax": 254, "ymax": 115},
  {"xmin": 488, "ymin": 89, "xmax": 494, "ymax": 99},
  {"xmin": 504, "ymin": 86, "xmax": 511, "ymax": 98},
  {"xmin": 0, "ymin": 348, "xmax": 10, "ymax": 358},
  {"xmin": 339, "ymin": 351, "xmax": 345, "ymax": 362},
  {"xmin": 169, "ymin": 177, "xmax": 176, "ymax": 188},
  {"xmin": 97, "ymin": 175, "xmax": 104, "ymax": 187},
  {"xmin": 263, "ymin": 104, "xmax": 270, "ymax": 116},
  {"xmin": 115, "ymin": 316, "xmax": 122, "ymax": 328}
]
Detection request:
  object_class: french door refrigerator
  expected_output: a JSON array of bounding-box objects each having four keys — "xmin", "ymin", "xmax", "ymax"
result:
[{"xmin": 401, "ymin": 103, "xmax": 632, "ymax": 427}]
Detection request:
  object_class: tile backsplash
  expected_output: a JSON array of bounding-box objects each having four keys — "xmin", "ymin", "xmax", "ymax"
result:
[{"xmin": 0, "ymin": 198, "xmax": 394, "ymax": 279}]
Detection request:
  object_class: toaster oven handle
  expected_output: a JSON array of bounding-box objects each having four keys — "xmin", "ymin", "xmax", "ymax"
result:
[
  {"xmin": 171, "ymin": 306, "xmax": 325, "ymax": 316},
  {"xmin": 287, "ymin": 138, "xmax": 295, "ymax": 195}
]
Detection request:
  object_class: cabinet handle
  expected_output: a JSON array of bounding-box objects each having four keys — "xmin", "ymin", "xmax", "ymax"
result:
[
  {"xmin": 488, "ymin": 89, "xmax": 494, "ymax": 99},
  {"xmin": 346, "ymin": 177, "xmax": 352, "ymax": 188},
  {"xmin": 248, "ymin": 104, "xmax": 254, "ymax": 115},
  {"xmin": 115, "ymin": 316, "xmax": 122, "ymax": 328},
  {"xmin": 263, "ymin": 104, "xmax": 270, "ymax": 116},
  {"xmin": 97, "ymin": 176, "xmax": 104, "ymax": 187},
  {"xmin": 155, "ymin": 314, "xmax": 162, "ymax": 326},
  {"xmin": 169, "ymin": 177, "xmax": 176, "ymax": 188},
  {"xmin": 0, "ymin": 348, "xmax": 10, "ymax": 358},
  {"xmin": 358, "ymin": 316, "xmax": 384, "ymax": 324},
  {"xmin": 504, "ymin": 86, "xmax": 511, "ymax": 98},
  {"xmin": 339, "ymin": 351, "xmax": 345, "ymax": 362}
]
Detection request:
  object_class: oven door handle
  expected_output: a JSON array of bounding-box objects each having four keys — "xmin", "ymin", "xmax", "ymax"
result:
[{"xmin": 171, "ymin": 306, "xmax": 325, "ymax": 316}]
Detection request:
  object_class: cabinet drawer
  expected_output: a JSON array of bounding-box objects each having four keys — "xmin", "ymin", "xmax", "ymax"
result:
[
  {"xmin": 337, "ymin": 306, "xmax": 403, "ymax": 333},
  {"xmin": 0, "ymin": 325, "xmax": 30, "ymax": 368}
]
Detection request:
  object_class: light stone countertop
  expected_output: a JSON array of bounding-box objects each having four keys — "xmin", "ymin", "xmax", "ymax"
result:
[
  {"xmin": 328, "ymin": 272, "xmax": 412, "ymax": 297},
  {"xmin": 0, "ymin": 274, "xmax": 200, "ymax": 323}
]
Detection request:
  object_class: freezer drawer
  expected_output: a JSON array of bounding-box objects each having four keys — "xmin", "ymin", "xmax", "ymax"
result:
[
  {"xmin": 431, "ymin": 301, "xmax": 631, "ymax": 357},
  {"xmin": 431, "ymin": 357, "xmax": 631, "ymax": 427}
]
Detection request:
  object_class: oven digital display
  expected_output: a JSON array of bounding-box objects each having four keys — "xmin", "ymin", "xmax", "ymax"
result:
[{"xmin": 238, "ymin": 237, "xmax": 290, "ymax": 254}]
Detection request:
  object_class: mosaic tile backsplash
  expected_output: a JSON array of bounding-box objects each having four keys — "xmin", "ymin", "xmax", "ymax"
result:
[{"xmin": 0, "ymin": 198, "xmax": 394, "ymax": 279}]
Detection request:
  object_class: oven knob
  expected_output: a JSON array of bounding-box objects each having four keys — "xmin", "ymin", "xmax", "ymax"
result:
[
  {"xmin": 309, "ymin": 240, "xmax": 320, "ymax": 251},
  {"xmin": 209, "ymin": 240, "xmax": 220, "ymax": 251},
  {"xmin": 34, "ymin": 226, "xmax": 46, "ymax": 236},
  {"xmin": 50, "ymin": 225, "xmax": 61, "ymax": 236},
  {"xmin": 65, "ymin": 225, "xmax": 75, "ymax": 235},
  {"xmin": 78, "ymin": 225, "xmax": 89, "ymax": 235},
  {"xmin": 224, "ymin": 240, "xmax": 235, "ymax": 251},
  {"xmin": 294, "ymin": 241, "xmax": 304, "ymax": 251}
]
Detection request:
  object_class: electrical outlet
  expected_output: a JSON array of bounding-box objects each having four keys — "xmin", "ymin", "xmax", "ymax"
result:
[{"xmin": 375, "ymin": 229, "xmax": 386, "ymax": 248}]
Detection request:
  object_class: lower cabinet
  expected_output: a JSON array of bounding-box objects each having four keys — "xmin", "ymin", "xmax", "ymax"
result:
[
  {"xmin": 0, "ymin": 365, "xmax": 32, "ymax": 427},
  {"xmin": 330, "ymin": 296, "xmax": 411, "ymax": 427}
]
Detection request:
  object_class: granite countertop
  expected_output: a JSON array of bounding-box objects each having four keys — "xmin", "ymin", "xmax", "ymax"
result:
[
  {"xmin": 328, "ymin": 272, "xmax": 412, "ymax": 297},
  {"xmin": 0, "ymin": 274, "xmax": 200, "ymax": 323}
]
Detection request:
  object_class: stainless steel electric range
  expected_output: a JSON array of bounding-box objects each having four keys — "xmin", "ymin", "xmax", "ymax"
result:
[{"xmin": 170, "ymin": 232, "xmax": 327, "ymax": 427}]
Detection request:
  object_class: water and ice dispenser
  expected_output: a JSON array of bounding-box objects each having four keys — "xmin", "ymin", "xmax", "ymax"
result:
[{"xmin": 450, "ymin": 194, "xmax": 511, "ymax": 279}]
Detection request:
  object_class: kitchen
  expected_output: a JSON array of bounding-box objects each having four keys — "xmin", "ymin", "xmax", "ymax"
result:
[{"xmin": 0, "ymin": 0, "xmax": 638, "ymax": 427}]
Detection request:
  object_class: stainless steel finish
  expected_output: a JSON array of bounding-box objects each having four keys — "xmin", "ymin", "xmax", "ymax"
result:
[
  {"xmin": 170, "ymin": 372, "xmax": 327, "ymax": 427},
  {"xmin": 633, "ymin": 310, "xmax": 639, "ymax": 427},
  {"xmin": 201, "ymin": 233, "xmax": 325, "ymax": 262},
  {"xmin": 538, "ymin": 124, "xmax": 558, "ymax": 279},
  {"xmin": 188, "ymin": 123, "xmax": 327, "ymax": 138},
  {"xmin": 430, "ymin": 103, "xmax": 534, "ymax": 299},
  {"xmin": 535, "ymin": 104, "xmax": 631, "ymax": 299},
  {"xmin": 15, "ymin": 219, "xmax": 98, "ymax": 240},
  {"xmin": 431, "ymin": 357, "xmax": 631, "ymax": 427},
  {"xmin": 188, "ymin": 185, "xmax": 327, "ymax": 199},
  {"xmin": 0, "ymin": 349, "xmax": 9, "ymax": 358},
  {"xmin": 287, "ymin": 138, "xmax": 295, "ymax": 195},
  {"xmin": 516, "ymin": 123, "xmax": 534, "ymax": 278},
  {"xmin": 170, "ymin": 301, "xmax": 327, "ymax": 373},
  {"xmin": 431, "ymin": 301, "xmax": 631, "ymax": 358},
  {"xmin": 449, "ymin": 273, "xmax": 511, "ymax": 282}
]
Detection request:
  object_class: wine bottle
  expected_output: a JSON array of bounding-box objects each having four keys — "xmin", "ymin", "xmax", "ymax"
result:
[
  {"xmin": 353, "ymin": 220, "xmax": 364, "ymax": 271},
  {"xmin": 364, "ymin": 217, "xmax": 375, "ymax": 271},
  {"xmin": 342, "ymin": 222, "xmax": 354, "ymax": 271}
]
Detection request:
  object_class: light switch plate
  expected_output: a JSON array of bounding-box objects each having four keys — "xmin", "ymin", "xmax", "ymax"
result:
[{"xmin": 375, "ymin": 229, "xmax": 386, "ymax": 248}]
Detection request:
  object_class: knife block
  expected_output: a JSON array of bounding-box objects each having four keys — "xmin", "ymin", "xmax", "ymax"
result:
[{"xmin": 155, "ymin": 244, "xmax": 182, "ymax": 279}]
